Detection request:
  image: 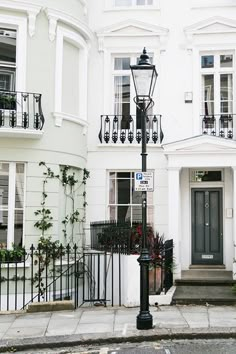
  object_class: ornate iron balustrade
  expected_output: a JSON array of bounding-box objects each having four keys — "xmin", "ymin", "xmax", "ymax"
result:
[
  {"xmin": 99, "ymin": 114, "xmax": 163, "ymax": 144},
  {"xmin": 0, "ymin": 90, "xmax": 44, "ymax": 130},
  {"xmin": 201, "ymin": 114, "xmax": 234, "ymax": 139}
]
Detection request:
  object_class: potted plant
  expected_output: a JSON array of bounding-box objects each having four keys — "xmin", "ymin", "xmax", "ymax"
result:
[{"xmin": 0, "ymin": 243, "xmax": 25, "ymax": 263}]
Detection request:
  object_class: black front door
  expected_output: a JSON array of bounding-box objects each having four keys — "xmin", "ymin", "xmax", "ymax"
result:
[{"xmin": 192, "ymin": 188, "xmax": 223, "ymax": 265}]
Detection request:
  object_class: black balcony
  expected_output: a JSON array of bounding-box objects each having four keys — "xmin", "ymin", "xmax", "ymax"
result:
[
  {"xmin": 0, "ymin": 90, "xmax": 44, "ymax": 131},
  {"xmin": 99, "ymin": 114, "xmax": 163, "ymax": 144},
  {"xmin": 201, "ymin": 114, "xmax": 234, "ymax": 139}
]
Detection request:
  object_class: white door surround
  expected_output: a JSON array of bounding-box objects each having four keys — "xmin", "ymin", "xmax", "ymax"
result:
[{"xmin": 163, "ymin": 135, "xmax": 236, "ymax": 279}]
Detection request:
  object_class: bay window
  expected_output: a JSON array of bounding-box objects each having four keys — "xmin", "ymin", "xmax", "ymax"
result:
[
  {"xmin": 0, "ymin": 163, "xmax": 25, "ymax": 249},
  {"xmin": 109, "ymin": 172, "xmax": 153, "ymax": 224}
]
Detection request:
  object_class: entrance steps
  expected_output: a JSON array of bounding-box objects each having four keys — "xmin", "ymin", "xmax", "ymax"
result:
[{"xmin": 172, "ymin": 268, "xmax": 236, "ymax": 305}]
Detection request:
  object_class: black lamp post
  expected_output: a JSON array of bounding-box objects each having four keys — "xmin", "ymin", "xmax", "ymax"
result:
[{"xmin": 130, "ymin": 48, "xmax": 157, "ymax": 330}]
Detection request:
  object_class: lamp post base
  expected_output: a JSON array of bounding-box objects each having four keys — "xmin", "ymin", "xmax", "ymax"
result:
[{"xmin": 136, "ymin": 311, "xmax": 153, "ymax": 330}]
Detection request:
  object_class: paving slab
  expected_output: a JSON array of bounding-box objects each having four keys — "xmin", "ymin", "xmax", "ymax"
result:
[
  {"xmin": 181, "ymin": 311, "xmax": 209, "ymax": 328},
  {"xmin": 10, "ymin": 316, "xmax": 51, "ymax": 328},
  {"xmin": 0, "ymin": 314, "xmax": 17, "ymax": 322},
  {"xmin": 75, "ymin": 323, "xmax": 113, "ymax": 334},
  {"xmin": 3, "ymin": 326, "xmax": 46, "ymax": 339},
  {"xmin": 46, "ymin": 318, "xmax": 79, "ymax": 336}
]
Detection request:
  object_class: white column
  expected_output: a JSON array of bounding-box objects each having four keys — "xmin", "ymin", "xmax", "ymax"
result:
[
  {"xmin": 232, "ymin": 167, "xmax": 236, "ymax": 279},
  {"xmin": 168, "ymin": 167, "xmax": 181, "ymax": 279}
]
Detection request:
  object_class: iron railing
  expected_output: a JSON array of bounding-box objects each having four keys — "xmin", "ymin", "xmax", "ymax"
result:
[
  {"xmin": 90, "ymin": 220, "xmax": 174, "ymax": 294},
  {"xmin": 99, "ymin": 114, "xmax": 163, "ymax": 144},
  {"xmin": 0, "ymin": 243, "xmax": 83, "ymax": 311},
  {"xmin": 0, "ymin": 243, "xmax": 132, "ymax": 310},
  {"xmin": 0, "ymin": 90, "xmax": 44, "ymax": 130},
  {"xmin": 201, "ymin": 114, "xmax": 234, "ymax": 139}
]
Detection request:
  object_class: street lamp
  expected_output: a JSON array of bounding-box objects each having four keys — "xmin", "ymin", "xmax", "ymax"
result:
[{"xmin": 130, "ymin": 48, "xmax": 157, "ymax": 330}]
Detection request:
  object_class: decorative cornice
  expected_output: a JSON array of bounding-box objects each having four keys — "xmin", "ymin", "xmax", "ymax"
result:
[
  {"xmin": 184, "ymin": 16, "xmax": 236, "ymax": 35},
  {"xmin": 97, "ymin": 19, "xmax": 169, "ymax": 52},
  {"xmin": 44, "ymin": 8, "xmax": 93, "ymax": 42},
  {"xmin": 0, "ymin": 0, "xmax": 41, "ymax": 37},
  {"xmin": 97, "ymin": 19, "xmax": 169, "ymax": 36}
]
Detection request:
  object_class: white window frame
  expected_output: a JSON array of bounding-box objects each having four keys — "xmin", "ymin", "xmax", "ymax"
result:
[
  {"xmin": 54, "ymin": 25, "xmax": 89, "ymax": 127},
  {"xmin": 0, "ymin": 15, "xmax": 27, "ymax": 92},
  {"xmin": 112, "ymin": 55, "xmax": 137, "ymax": 116},
  {"xmin": 0, "ymin": 162, "xmax": 25, "ymax": 249},
  {"xmin": 108, "ymin": 171, "xmax": 154, "ymax": 224},
  {"xmin": 200, "ymin": 52, "xmax": 234, "ymax": 115}
]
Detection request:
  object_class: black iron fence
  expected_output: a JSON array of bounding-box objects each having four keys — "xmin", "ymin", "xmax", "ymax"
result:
[
  {"xmin": 0, "ymin": 243, "xmax": 133, "ymax": 311},
  {"xmin": 90, "ymin": 220, "xmax": 174, "ymax": 295},
  {"xmin": 0, "ymin": 233, "xmax": 173, "ymax": 311},
  {"xmin": 0, "ymin": 244, "xmax": 83, "ymax": 311},
  {"xmin": 0, "ymin": 90, "xmax": 44, "ymax": 130},
  {"xmin": 99, "ymin": 114, "xmax": 163, "ymax": 144},
  {"xmin": 201, "ymin": 114, "xmax": 234, "ymax": 139}
]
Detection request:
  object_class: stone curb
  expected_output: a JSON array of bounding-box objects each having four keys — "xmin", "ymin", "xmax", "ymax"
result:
[{"xmin": 1, "ymin": 328, "xmax": 236, "ymax": 352}]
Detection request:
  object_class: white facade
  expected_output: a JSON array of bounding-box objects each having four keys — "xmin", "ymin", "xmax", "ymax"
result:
[
  {"xmin": 86, "ymin": 0, "xmax": 236, "ymax": 280},
  {"xmin": 1, "ymin": 0, "xmax": 236, "ymax": 282}
]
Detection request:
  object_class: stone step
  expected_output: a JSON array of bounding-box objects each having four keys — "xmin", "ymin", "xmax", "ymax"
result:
[
  {"xmin": 175, "ymin": 279, "xmax": 236, "ymax": 286},
  {"xmin": 172, "ymin": 284, "xmax": 236, "ymax": 305},
  {"xmin": 181, "ymin": 269, "xmax": 233, "ymax": 280}
]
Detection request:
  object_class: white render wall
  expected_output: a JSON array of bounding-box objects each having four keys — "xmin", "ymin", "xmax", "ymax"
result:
[
  {"xmin": 0, "ymin": 1, "xmax": 90, "ymax": 247},
  {"xmin": 85, "ymin": 0, "xmax": 236, "ymax": 275}
]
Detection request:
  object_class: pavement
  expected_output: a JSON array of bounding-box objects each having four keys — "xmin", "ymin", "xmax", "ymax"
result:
[{"xmin": 1, "ymin": 305, "xmax": 236, "ymax": 352}]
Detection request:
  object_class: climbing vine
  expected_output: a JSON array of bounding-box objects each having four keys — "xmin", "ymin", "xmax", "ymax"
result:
[
  {"xmin": 34, "ymin": 161, "xmax": 90, "ymax": 244},
  {"xmin": 33, "ymin": 162, "xmax": 90, "ymax": 296}
]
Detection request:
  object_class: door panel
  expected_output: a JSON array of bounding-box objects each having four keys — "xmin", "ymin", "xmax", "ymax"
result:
[{"xmin": 192, "ymin": 188, "xmax": 223, "ymax": 265}]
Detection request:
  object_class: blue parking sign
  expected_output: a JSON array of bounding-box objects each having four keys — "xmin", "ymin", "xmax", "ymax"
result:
[{"xmin": 136, "ymin": 173, "xmax": 143, "ymax": 180}]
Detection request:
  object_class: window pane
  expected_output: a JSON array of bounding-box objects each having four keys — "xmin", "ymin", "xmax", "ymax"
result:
[
  {"xmin": 220, "ymin": 55, "xmax": 233, "ymax": 68},
  {"xmin": 117, "ymin": 172, "xmax": 130, "ymax": 178},
  {"xmin": 114, "ymin": 58, "xmax": 130, "ymax": 70},
  {"xmin": 114, "ymin": 76, "xmax": 130, "ymax": 103},
  {"xmin": 147, "ymin": 206, "xmax": 154, "ymax": 224},
  {"xmin": 15, "ymin": 164, "xmax": 24, "ymax": 208},
  {"xmin": 14, "ymin": 210, "xmax": 23, "ymax": 246},
  {"xmin": 117, "ymin": 178, "xmax": 130, "ymax": 204},
  {"xmin": 220, "ymin": 74, "xmax": 233, "ymax": 113},
  {"xmin": 109, "ymin": 177, "xmax": 116, "ymax": 204},
  {"xmin": 114, "ymin": 75, "xmax": 130, "ymax": 117},
  {"xmin": 0, "ymin": 29, "xmax": 16, "ymax": 63},
  {"xmin": 147, "ymin": 0, "xmax": 153, "ymax": 4},
  {"xmin": 115, "ymin": 0, "xmax": 132, "ymax": 6},
  {"xmin": 137, "ymin": 0, "xmax": 145, "ymax": 4},
  {"xmin": 192, "ymin": 170, "xmax": 222, "ymax": 182},
  {"xmin": 201, "ymin": 55, "xmax": 214, "ymax": 68},
  {"xmin": 110, "ymin": 206, "xmax": 116, "ymax": 220},
  {"xmin": 0, "ymin": 210, "xmax": 7, "ymax": 246},
  {"xmin": 132, "ymin": 206, "xmax": 142, "ymax": 222},
  {"xmin": 0, "ymin": 164, "xmax": 9, "ymax": 207},
  {"xmin": 220, "ymin": 74, "xmax": 233, "ymax": 100},
  {"xmin": 202, "ymin": 74, "xmax": 214, "ymax": 115},
  {"xmin": 132, "ymin": 179, "xmax": 142, "ymax": 204},
  {"xmin": 117, "ymin": 206, "xmax": 130, "ymax": 222}
]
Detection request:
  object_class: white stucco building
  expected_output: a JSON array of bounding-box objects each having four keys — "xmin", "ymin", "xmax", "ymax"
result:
[
  {"xmin": 1, "ymin": 0, "xmax": 236, "ymax": 286},
  {"xmin": 86, "ymin": 0, "xmax": 236, "ymax": 281}
]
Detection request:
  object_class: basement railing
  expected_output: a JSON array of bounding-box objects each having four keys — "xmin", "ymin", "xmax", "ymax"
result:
[
  {"xmin": 99, "ymin": 114, "xmax": 163, "ymax": 144},
  {"xmin": 0, "ymin": 90, "xmax": 44, "ymax": 131},
  {"xmin": 201, "ymin": 114, "xmax": 234, "ymax": 139}
]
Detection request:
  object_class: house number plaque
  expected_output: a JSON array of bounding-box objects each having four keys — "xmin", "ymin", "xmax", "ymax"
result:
[{"xmin": 202, "ymin": 255, "xmax": 213, "ymax": 259}]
